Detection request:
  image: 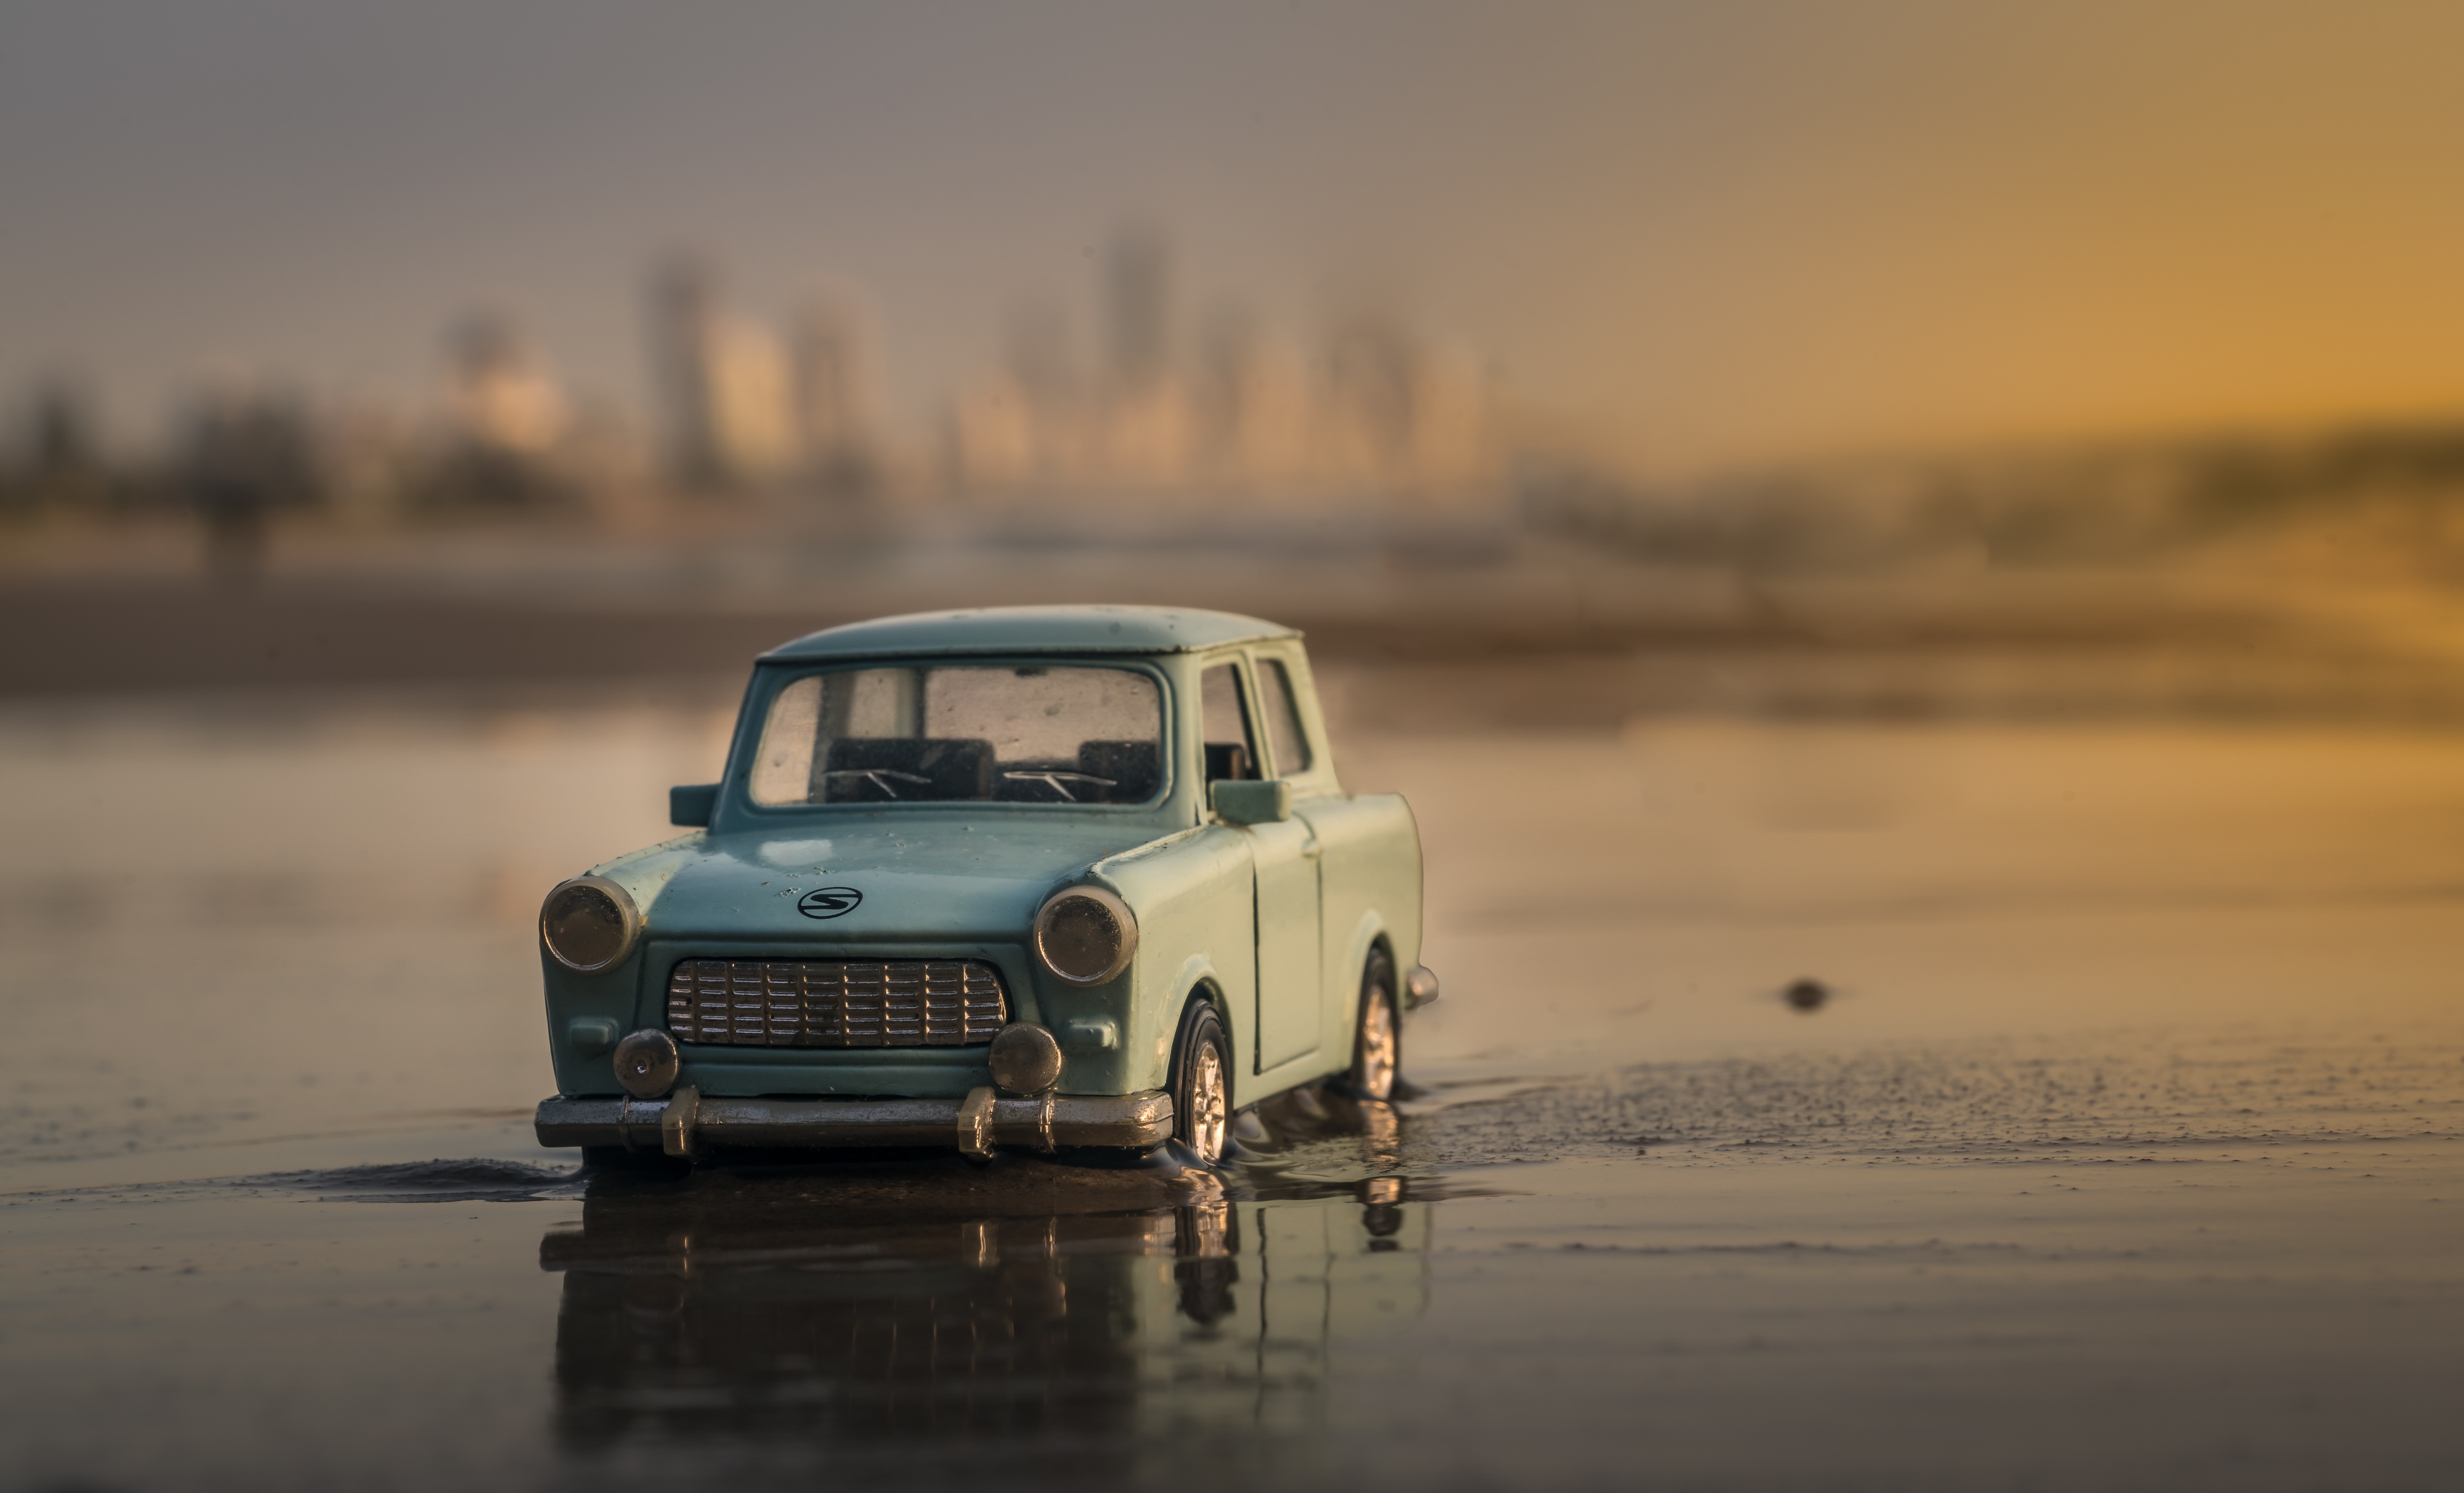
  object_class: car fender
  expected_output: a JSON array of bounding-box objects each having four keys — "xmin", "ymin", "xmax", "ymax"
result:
[
  {"xmin": 1164, "ymin": 950, "xmax": 1236, "ymax": 1094},
  {"xmin": 1093, "ymin": 826, "xmax": 1256, "ymax": 1094}
]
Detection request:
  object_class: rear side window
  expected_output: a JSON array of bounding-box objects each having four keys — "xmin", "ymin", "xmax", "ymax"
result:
[
  {"xmin": 1256, "ymin": 658, "xmax": 1313, "ymax": 774},
  {"xmin": 749, "ymin": 665, "xmax": 1162, "ymax": 805}
]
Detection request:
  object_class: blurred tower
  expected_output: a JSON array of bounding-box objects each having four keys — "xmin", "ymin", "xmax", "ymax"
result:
[
  {"xmin": 1104, "ymin": 224, "xmax": 1172, "ymax": 392},
  {"xmin": 1191, "ymin": 307, "xmax": 1249, "ymax": 478},
  {"xmin": 1405, "ymin": 342, "xmax": 1497, "ymax": 492},
  {"xmin": 701, "ymin": 320, "xmax": 796, "ymax": 482},
  {"xmin": 1098, "ymin": 224, "xmax": 1191, "ymax": 485},
  {"xmin": 644, "ymin": 257, "xmax": 796, "ymax": 490},
  {"xmin": 1005, "ymin": 297, "xmax": 1083, "ymax": 480},
  {"xmin": 1194, "ymin": 310, "xmax": 1313, "ymax": 490},
  {"xmin": 1325, "ymin": 315, "xmax": 1419, "ymax": 485},
  {"xmin": 646, "ymin": 259, "xmax": 727, "ymax": 488},
  {"xmin": 947, "ymin": 377, "xmax": 1037, "ymax": 492},
  {"xmin": 1007, "ymin": 297, "xmax": 1077, "ymax": 410},
  {"xmin": 788, "ymin": 296, "xmax": 876, "ymax": 491}
]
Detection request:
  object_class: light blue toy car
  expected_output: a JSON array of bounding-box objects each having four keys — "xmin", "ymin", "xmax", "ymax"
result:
[{"xmin": 533, "ymin": 605, "xmax": 1436, "ymax": 1165}]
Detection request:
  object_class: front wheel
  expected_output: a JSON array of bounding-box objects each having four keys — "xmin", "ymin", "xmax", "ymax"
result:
[
  {"xmin": 1351, "ymin": 950, "xmax": 1401, "ymax": 1101},
  {"xmin": 1169, "ymin": 1001, "xmax": 1232, "ymax": 1164}
]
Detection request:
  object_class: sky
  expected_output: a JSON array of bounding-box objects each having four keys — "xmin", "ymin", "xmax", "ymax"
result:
[{"xmin": 4, "ymin": 0, "xmax": 2462, "ymax": 472}]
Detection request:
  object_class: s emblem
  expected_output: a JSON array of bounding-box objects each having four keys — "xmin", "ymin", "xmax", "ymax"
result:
[{"xmin": 796, "ymin": 886, "xmax": 863, "ymax": 920}]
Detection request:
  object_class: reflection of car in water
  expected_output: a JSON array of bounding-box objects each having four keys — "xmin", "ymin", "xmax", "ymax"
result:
[
  {"xmin": 531, "ymin": 605, "xmax": 1438, "ymax": 1167},
  {"xmin": 539, "ymin": 1171, "xmax": 1432, "ymax": 1460}
]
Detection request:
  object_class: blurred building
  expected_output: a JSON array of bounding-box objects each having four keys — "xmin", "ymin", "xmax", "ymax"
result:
[
  {"xmin": 1104, "ymin": 224, "xmax": 1172, "ymax": 392},
  {"xmin": 411, "ymin": 313, "xmax": 582, "ymax": 512},
  {"xmin": 649, "ymin": 260, "xmax": 779, "ymax": 489},
  {"xmin": 944, "ymin": 225, "xmax": 1501, "ymax": 502},
  {"xmin": 648, "ymin": 259, "xmax": 873, "ymax": 493},
  {"xmin": 2, "ymin": 230, "xmax": 1504, "ymax": 533},
  {"xmin": 446, "ymin": 314, "xmax": 570, "ymax": 456},
  {"xmin": 787, "ymin": 295, "xmax": 880, "ymax": 493}
]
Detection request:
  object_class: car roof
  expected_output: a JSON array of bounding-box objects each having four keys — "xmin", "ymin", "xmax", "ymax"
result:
[{"xmin": 761, "ymin": 604, "xmax": 1302, "ymax": 662}]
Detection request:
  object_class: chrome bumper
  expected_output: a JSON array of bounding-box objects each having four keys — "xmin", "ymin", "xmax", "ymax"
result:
[{"xmin": 535, "ymin": 1086, "xmax": 1175, "ymax": 1158}]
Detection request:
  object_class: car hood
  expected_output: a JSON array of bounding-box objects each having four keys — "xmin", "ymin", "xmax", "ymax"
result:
[{"xmin": 588, "ymin": 813, "xmax": 1175, "ymax": 945}]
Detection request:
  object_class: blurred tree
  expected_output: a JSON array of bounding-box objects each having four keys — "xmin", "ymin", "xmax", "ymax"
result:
[
  {"xmin": 179, "ymin": 394, "xmax": 323, "ymax": 581},
  {"xmin": 1, "ymin": 381, "xmax": 111, "ymax": 514}
]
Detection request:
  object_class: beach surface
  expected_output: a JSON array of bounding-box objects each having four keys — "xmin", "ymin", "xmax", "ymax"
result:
[{"xmin": 2, "ymin": 658, "xmax": 2460, "ymax": 1491}]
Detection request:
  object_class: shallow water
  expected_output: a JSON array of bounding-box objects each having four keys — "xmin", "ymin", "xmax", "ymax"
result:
[{"xmin": 2, "ymin": 684, "xmax": 2461, "ymax": 1489}]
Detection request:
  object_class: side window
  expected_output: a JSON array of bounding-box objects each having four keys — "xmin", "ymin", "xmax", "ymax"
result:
[
  {"xmin": 1256, "ymin": 657, "xmax": 1313, "ymax": 774},
  {"xmin": 1199, "ymin": 662, "xmax": 1258, "ymax": 781}
]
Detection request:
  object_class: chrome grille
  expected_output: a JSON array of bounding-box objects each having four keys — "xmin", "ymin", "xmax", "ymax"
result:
[{"xmin": 665, "ymin": 959, "xmax": 1008, "ymax": 1048}]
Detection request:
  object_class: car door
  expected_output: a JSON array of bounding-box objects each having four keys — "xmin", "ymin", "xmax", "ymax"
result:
[{"xmin": 1202, "ymin": 658, "xmax": 1321, "ymax": 1073}]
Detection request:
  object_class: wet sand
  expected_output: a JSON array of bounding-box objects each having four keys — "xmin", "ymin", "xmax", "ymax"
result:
[{"xmin": 2, "ymin": 676, "xmax": 2462, "ymax": 1489}]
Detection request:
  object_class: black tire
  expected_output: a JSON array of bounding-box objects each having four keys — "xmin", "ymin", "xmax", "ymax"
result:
[
  {"xmin": 1169, "ymin": 1000, "xmax": 1233, "ymax": 1163},
  {"xmin": 1350, "ymin": 947, "xmax": 1401, "ymax": 1101}
]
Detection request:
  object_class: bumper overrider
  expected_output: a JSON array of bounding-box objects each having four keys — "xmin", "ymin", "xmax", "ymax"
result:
[{"xmin": 535, "ymin": 1086, "xmax": 1175, "ymax": 1160}]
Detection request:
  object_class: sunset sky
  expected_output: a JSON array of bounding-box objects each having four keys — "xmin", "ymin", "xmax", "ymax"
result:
[{"xmin": 4, "ymin": 0, "xmax": 2460, "ymax": 472}]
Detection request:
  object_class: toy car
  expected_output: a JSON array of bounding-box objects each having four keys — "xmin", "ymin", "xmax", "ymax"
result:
[{"xmin": 532, "ymin": 605, "xmax": 1436, "ymax": 1165}]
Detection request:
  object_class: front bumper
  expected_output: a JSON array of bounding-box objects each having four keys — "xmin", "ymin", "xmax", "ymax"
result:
[{"xmin": 535, "ymin": 1086, "xmax": 1174, "ymax": 1158}]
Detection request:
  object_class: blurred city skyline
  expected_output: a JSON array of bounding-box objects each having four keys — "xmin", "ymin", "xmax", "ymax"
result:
[
  {"xmin": 6, "ymin": 1, "xmax": 2463, "ymax": 480},
  {"xmin": 1, "ymin": 218, "xmax": 1508, "ymax": 530}
]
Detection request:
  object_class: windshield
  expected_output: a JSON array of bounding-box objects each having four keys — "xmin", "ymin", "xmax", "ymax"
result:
[{"xmin": 747, "ymin": 664, "xmax": 1164, "ymax": 806}]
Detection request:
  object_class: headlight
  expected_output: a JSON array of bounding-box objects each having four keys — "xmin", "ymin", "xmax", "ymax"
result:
[
  {"xmin": 540, "ymin": 875, "xmax": 641, "ymax": 973},
  {"xmin": 1032, "ymin": 885, "xmax": 1137, "ymax": 985}
]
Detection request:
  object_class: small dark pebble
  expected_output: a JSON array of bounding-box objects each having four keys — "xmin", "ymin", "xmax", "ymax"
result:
[{"xmin": 1783, "ymin": 978, "xmax": 1830, "ymax": 1012}]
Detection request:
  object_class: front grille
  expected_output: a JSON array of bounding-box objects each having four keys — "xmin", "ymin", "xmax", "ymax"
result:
[{"xmin": 666, "ymin": 959, "xmax": 1009, "ymax": 1048}]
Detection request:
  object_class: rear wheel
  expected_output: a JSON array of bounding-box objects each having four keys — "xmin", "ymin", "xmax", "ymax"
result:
[
  {"xmin": 1351, "ymin": 949, "xmax": 1400, "ymax": 1101},
  {"xmin": 1169, "ymin": 1001, "xmax": 1231, "ymax": 1163}
]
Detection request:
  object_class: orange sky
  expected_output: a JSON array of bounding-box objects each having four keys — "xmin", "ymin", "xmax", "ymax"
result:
[
  {"xmin": 1477, "ymin": 5, "xmax": 2464, "ymax": 468},
  {"xmin": 2, "ymin": 2, "xmax": 2458, "ymax": 470}
]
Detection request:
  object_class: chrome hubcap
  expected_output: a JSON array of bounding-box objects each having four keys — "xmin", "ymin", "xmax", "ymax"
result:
[
  {"xmin": 1188, "ymin": 1042, "xmax": 1228, "ymax": 1162},
  {"xmin": 1360, "ymin": 990, "xmax": 1397, "ymax": 1100}
]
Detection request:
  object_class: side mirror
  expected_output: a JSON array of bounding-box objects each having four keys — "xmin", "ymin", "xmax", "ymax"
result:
[
  {"xmin": 1210, "ymin": 778, "xmax": 1291, "ymax": 826},
  {"xmin": 669, "ymin": 782, "xmax": 719, "ymax": 827}
]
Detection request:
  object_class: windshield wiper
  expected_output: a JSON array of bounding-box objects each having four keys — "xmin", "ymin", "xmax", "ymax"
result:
[
  {"xmin": 999, "ymin": 769, "xmax": 1118, "ymax": 803},
  {"xmin": 822, "ymin": 767, "xmax": 933, "ymax": 800}
]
